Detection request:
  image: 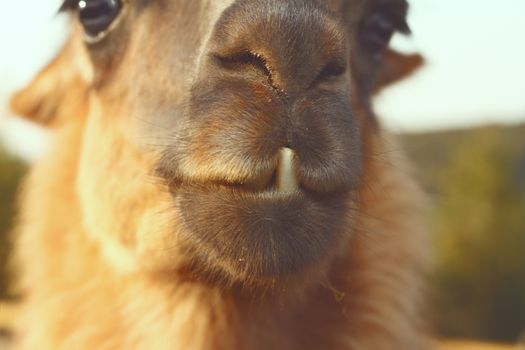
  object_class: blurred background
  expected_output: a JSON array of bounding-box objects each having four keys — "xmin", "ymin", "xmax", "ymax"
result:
[{"xmin": 0, "ymin": 0, "xmax": 524, "ymax": 348}]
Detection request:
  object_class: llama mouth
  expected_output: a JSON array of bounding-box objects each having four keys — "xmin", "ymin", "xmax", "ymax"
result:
[
  {"xmin": 167, "ymin": 158, "xmax": 354, "ymax": 282},
  {"xmin": 167, "ymin": 147, "xmax": 307, "ymax": 197},
  {"xmin": 216, "ymin": 147, "xmax": 300, "ymax": 195},
  {"xmin": 161, "ymin": 148, "xmax": 355, "ymax": 282}
]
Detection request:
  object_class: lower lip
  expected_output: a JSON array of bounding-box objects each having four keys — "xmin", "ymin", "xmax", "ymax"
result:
[
  {"xmin": 168, "ymin": 179, "xmax": 338, "ymax": 200},
  {"xmin": 170, "ymin": 182, "xmax": 353, "ymax": 278}
]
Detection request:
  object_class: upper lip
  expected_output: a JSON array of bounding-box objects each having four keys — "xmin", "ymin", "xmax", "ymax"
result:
[
  {"xmin": 207, "ymin": 147, "xmax": 300, "ymax": 195},
  {"xmin": 168, "ymin": 148, "xmax": 302, "ymax": 195},
  {"xmin": 159, "ymin": 146, "xmax": 356, "ymax": 196}
]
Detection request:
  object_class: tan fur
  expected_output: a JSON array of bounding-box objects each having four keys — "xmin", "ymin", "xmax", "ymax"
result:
[
  {"xmin": 11, "ymin": 1, "xmax": 430, "ymax": 348},
  {"xmin": 12, "ymin": 123, "xmax": 429, "ymax": 349}
]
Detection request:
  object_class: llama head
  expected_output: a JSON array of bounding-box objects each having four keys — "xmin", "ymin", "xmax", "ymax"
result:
[{"xmin": 11, "ymin": 0, "xmax": 422, "ymax": 293}]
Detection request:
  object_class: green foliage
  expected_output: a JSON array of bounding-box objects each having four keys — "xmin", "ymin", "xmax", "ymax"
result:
[
  {"xmin": 402, "ymin": 123, "xmax": 525, "ymax": 342},
  {"xmin": 0, "ymin": 143, "xmax": 26, "ymax": 299}
]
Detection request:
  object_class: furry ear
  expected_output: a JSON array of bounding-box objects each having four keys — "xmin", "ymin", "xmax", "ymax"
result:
[
  {"xmin": 375, "ymin": 49, "xmax": 424, "ymax": 92},
  {"xmin": 9, "ymin": 39, "xmax": 90, "ymax": 127}
]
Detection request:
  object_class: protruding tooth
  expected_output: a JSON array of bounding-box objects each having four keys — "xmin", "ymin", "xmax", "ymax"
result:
[{"xmin": 276, "ymin": 148, "xmax": 299, "ymax": 193}]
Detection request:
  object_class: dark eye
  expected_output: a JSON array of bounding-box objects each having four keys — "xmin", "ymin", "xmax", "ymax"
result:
[
  {"xmin": 71, "ymin": 0, "xmax": 124, "ymax": 42},
  {"xmin": 360, "ymin": 10, "xmax": 410, "ymax": 53}
]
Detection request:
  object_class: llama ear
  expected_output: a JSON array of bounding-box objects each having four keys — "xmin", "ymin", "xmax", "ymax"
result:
[
  {"xmin": 375, "ymin": 49, "xmax": 424, "ymax": 91},
  {"xmin": 9, "ymin": 39, "xmax": 90, "ymax": 127}
]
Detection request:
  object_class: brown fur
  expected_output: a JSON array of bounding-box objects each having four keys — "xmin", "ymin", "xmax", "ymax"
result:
[{"xmin": 11, "ymin": 0, "xmax": 430, "ymax": 349}]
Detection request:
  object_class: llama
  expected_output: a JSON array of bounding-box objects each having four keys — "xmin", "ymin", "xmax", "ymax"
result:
[{"xmin": 10, "ymin": 0, "xmax": 429, "ymax": 348}]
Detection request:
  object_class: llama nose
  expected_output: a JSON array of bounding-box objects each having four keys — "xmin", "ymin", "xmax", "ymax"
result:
[{"xmin": 206, "ymin": 0, "xmax": 347, "ymax": 96}]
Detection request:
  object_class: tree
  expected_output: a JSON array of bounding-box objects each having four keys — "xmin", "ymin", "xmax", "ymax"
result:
[
  {"xmin": 0, "ymin": 144, "xmax": 26, "ymax": 299},
  {"xmin": 432, "ymin": 128, "xmax": 525, "ymax": 341}
]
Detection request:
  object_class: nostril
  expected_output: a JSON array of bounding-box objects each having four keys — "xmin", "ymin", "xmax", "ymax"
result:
[
  {"xmin": 310, "ymin": 61, "xmax": 347, "ymax": 87},
  {"xmin": 212, "ymin": 51, "xmax": 272, "ymax": 78},
  {"xmin": 211, "ymin": 51, "xmax": 286, "ymax": 97}
]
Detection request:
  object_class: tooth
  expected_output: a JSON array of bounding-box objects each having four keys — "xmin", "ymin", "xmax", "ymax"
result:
[{"xmin": 277, "ymin": 148, "xmax": 299, "ymax": 193}]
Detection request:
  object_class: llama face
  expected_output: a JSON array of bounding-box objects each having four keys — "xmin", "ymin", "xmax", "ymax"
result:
[
  {"xmin": 155, "ymin": 0, "xmax": 362, "ymax": 287},
  {"xmin": 21, "ymin": 0, "xmax": 412, "ymax": 290}
]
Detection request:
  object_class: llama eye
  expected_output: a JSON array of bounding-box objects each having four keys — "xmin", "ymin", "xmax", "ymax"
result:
[
  {"xmin": 361, "ymin": 11, "xmax": 409, "ymax": 53},
  {"xmin": 77, "ymin": 0, "xmax": 124, "ymax": 42}
]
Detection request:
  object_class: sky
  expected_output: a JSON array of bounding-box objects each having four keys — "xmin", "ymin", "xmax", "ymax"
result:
[{"xmin": 1, "ymin": 0, "xmax": 525, "ymax": 160}]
